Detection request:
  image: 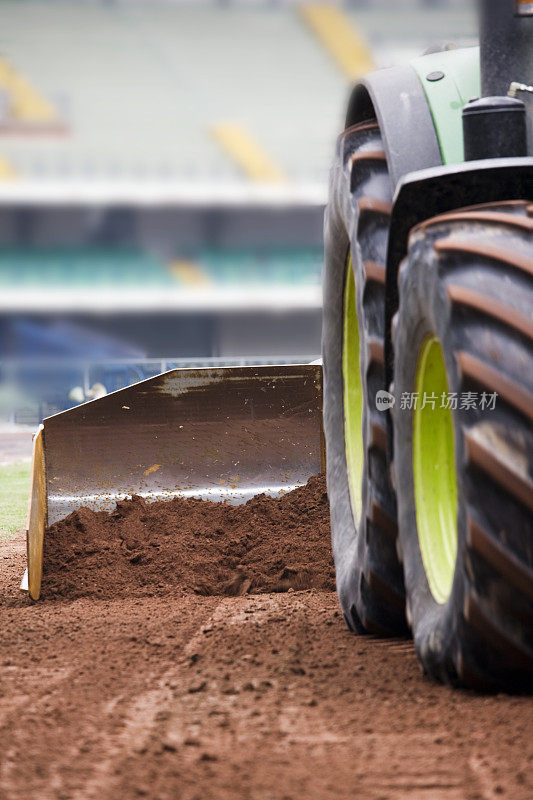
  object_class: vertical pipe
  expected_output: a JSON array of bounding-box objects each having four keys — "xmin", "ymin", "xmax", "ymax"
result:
[{"xmin": 479, "ymin": 0, "xmax": 533, "ymax": 97}]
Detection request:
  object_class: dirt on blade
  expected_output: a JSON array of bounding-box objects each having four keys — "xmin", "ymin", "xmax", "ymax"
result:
[
  {"xmin": 1, "ymin": 477, "xmax": 532, "ymax": 800},
  {"xmin": 42, "ymin": 474, "xmax": 334, "ymax": 600}
]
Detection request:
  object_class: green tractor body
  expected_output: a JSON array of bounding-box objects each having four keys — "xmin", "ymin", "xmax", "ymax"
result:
[
  {"xmin": 410, "ymin": 47, "xmax": 480, "ymax": 166},
  {"xmin": 323, "ymin": 1, "xmax": 533, "ymax": 690}
]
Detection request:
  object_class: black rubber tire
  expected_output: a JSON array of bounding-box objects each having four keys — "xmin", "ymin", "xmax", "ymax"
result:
[
  {"xmin": 323, "ymin": 119, "xmax": 407, "ymax": 637},
  {"xmin": 392, "ymin": 201, "xmax": 533, "ymax": 691}
]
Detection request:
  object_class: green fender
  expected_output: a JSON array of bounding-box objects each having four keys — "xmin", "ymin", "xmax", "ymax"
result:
[{"xmin": 410, "ymin": 47, "xmax": 481, "ymax": 167}]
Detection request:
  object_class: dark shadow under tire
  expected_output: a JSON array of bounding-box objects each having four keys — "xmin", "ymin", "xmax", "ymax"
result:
[
  {"xmin": 392, "ymin": 201, "xmax": 533, "ymax": 691},
  {"xmin": 323, "ymin": 120, "xmax": 407, "ymax": 637}
]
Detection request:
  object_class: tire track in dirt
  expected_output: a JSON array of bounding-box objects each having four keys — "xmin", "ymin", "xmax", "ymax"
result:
[{"xmin": 79, "ymin": 601, "xmax": 228, "ymax": 798}]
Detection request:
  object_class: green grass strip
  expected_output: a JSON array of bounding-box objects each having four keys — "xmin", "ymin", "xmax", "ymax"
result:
[{"xmin": 0, "ymin": 461, "xmax": 31, "ymax": 538}]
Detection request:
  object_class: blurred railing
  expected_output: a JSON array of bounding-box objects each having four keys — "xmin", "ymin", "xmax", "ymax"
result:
[{"xmin": 0, "ymin": 355, "xmax": 320, "ymax": 426}]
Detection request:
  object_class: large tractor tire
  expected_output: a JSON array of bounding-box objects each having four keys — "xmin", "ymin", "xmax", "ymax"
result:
[
  {"xmin": 323, "ymin": 119, "xmax": 408, "ymax": 637},
  {"xmin": 392, "ymin": 201, "xmax": 533, "ymax": 691}
]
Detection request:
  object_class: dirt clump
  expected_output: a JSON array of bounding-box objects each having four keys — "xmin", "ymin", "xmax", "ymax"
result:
[{"xmin": 43, "ymin": 474, "xmax": 334, "ymax": 600}]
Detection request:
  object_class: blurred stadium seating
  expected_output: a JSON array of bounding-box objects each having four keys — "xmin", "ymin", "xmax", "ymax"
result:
[
  {"xmin": 0, "ymin": 0, "xmax": 477, "ymax": 424},
  {"xmin": 0, "ymin": 0, "xmax": 475, "ymax": 183}
]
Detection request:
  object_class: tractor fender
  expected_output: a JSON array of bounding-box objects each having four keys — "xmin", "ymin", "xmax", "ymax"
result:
[
  {"xmin": 384, "ymin": 157, "xmax": 533, "ymax": 426},
  {"xmin": 345, "ymin": 64, "xmax": 442, "ymax": 192}
]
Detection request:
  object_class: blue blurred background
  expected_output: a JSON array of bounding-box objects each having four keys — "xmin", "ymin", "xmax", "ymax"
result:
[{"xmin": 0, "ymin": 0, "xmax": 476, "ymax": 435}]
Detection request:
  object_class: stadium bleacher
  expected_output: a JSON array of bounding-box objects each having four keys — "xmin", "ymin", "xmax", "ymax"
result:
[
  {"xmin": 0, "ymin": 0, "xmax": 476, "ymax": 185},
  {"xmin": 0, "ymin": 0, "xmax": 478, "ymax": 423},
  {"xmin": 0, "ymin": 246, "xmax": 322, "ymax": 290}
]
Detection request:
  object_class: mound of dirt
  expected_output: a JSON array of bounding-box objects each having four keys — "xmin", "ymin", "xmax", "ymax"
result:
[{"xmin": 43, "ymin": 474, "xmax": 334, "ymax": 600}]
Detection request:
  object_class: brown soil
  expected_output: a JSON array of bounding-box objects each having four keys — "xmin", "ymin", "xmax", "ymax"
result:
[
  {"xmin": 43, "ymin": 475, "xmax": 334, "ymax": 599},
  {"xmin": 1, "ymin": 482, "xmax": 532, "ymax": 800}
]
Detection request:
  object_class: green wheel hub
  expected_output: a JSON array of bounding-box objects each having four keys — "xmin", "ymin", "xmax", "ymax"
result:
[
  {"xmin": 413, "ymin": 335, "xmax": 458, "ymax": 605},
  {"xmin": 343, "ymin": 255, "xmax": 363, "ymax": 524}
]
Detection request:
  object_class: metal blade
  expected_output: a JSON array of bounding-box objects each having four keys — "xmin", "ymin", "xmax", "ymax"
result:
[{"xmin": 26, "ymin": 364, "xmax": 324, "ymax": 599}]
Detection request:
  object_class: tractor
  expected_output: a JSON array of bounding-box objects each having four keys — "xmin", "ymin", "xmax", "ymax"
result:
[
  {"xmin": 22, "ymin": 0, "xmax": 532, "ymax": 693},
  {"xmin": 323, "ymin": 0, "xmax": 532, "ymax": 690}
]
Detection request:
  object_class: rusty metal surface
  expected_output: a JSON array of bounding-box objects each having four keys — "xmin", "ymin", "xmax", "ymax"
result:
[{"xmin": 43, "ymin": 365, "xmax": 323, "ymax": 525}]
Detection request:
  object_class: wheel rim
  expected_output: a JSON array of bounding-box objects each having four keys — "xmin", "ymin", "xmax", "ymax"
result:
[
  {"xmin": 413, "ymin": 335, "xmax": 458, "ymax": 605},
  {"xmin": 343, "ymin": 254, "xmax": 363, "ymax": 524}
]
